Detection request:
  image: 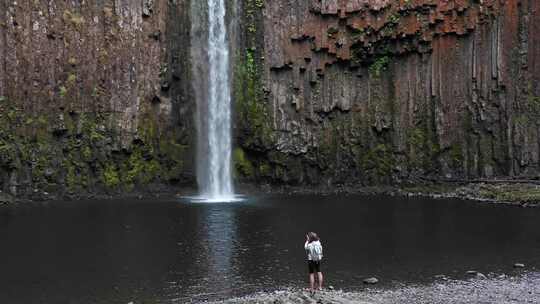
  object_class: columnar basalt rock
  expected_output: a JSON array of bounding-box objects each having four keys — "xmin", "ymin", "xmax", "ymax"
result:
[
  {"xmin": 0, "ymin": 0, "xmax": 194, "ymax": 198},
  {"xmin": 234, "ymin": 0, "xmax": 540, "ymax": 185}
]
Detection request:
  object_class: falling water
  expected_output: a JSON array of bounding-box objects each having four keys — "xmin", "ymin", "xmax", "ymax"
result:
[{"xmin": 193, "ymin": 0, "xmax": 235, "ymax": 202}]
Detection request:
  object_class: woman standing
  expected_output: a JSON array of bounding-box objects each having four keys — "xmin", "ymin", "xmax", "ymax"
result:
[{"xmin": 304, "ymin": 232, "xmax": 324, "ymax": 292}]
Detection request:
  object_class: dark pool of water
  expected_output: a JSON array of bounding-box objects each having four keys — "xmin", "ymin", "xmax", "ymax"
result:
[{"xmin": 1, "ymin": 195, "xmax": 539, "ymax": 303}]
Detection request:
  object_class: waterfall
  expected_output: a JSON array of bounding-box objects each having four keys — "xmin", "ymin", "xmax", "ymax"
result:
[{"xmin": 192, "ymin": 0, "xmax": 235, "ymax": 202}]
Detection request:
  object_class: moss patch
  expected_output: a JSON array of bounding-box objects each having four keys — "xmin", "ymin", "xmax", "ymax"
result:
[
  {"xmin": 234, "ymin": 49, "xmax": 274, "ymax": 150},
  {"xmin": 360, "ymin": 143, "xmax": 395, "ymax": 184},
  {"xmin": 233, "ymin": 147, "xmax": 254, "ymax": 178}
]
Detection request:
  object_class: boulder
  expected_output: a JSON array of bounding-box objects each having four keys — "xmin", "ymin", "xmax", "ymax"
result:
[
  {"xmin": 363, "ymin": 277, "xmax": 379, "ymax": 284},
  {"xmin": 0, "ymin": 192, "xmax": 14, "ymax": 205}
]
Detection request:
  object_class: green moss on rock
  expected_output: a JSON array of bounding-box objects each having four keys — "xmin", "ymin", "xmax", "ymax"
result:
[
  {"xmin": 235, "ymin": 49, "xmax": 274, "ymax": 150},
  {"xmin": 233, "ymin": 147, "xmax": 255, "ymax": 178},
  {"xmin": 360, "ymin": 143, "xmax": 395, "ymax": 183},
  {"xmin": 103, "ymin": 163, "xmax": 120, "ymax": 189}
]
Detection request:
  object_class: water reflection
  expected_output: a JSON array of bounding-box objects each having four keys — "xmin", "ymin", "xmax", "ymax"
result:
[
  {"xmin": 166, "ymin": 204, "xmax": 239, "ymax": 302},
  {"xmin": 0, "ymin": 196, "xmax": 539, "ymax": 303}
]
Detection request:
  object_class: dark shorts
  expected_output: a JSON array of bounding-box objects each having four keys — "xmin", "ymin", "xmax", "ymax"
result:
[{"xmin": 308, "ymin": 260, "xmax": 321, "ymax": 274}]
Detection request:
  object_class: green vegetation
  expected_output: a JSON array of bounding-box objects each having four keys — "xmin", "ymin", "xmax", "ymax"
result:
[
  {"xmin": 479, "ymin": 184, "xmax": 540, "ymax": 204},
  {"xmin": 360, "ymin": 143, "xmax": 395, "ymax": 183},
  {"xmin": 103, "ymin": 163, "xmax": 120, "ymax": 189},
  {"xmin": 254, "ymin": 0, "xmax": 264, "ymax": 8},
  {"xmin": 245, "ymin": 0, "xmax": 264, "ymax": 34},
  {"xmin": 234, "ymin": 48, "xmax": 274, "ymax": 149},
  {"xmin": 233, "ymin": 147, "xmax": 254, "ymax": 178},
  {"xmin": 0, "ymin": 94, "xmax": 188, "ymax": 196},
  {"xmin": 121, "ymin": 149, "xmax": 162, "ymax": 189},
  {"xmin": 407, "ymin": 125, "xmax": 441, "ymax": 172},
  {"xmin": 449, "ymin": 143, "xmax": 464, "ymax": 168},
  {"xmin": 408, "ymin": 127, "xmax": 427, "ymax": 168},
  {"xmin": 327, "ymin": 27, "xmax": 339, "ymax": 38},
  {"xmin": 369, "ymin": 55, "xmax": 390, "ymax": 77},
  {"xmin": 67, "ymin": 73, "xmax": 77, "ymax": 84},
  {"xmin": 527, "ymin": 94, "xmax": 540, "ymax": 117},
  {"xmin": 63, "ymin": 10, "xmax": 84, "ymax": 28},
  {"xmin": 350, "ymin": 26, "xmax": 365, "ymax": 40},
  {"xmin": 59, "ymin": 86, "xmax": 68, "ymax": 98},
  {"xmin": 404, "ymin": 183, "xmax": 540, "ymax": 205},
  {"xmin": 388, "ymin": 13, "xmax": 400, "ymax": 25}
]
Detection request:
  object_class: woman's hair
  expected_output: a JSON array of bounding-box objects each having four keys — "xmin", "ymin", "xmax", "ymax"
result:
[{"xmin": 308, "ymin": 232, "xmax": 320, "ymax": 242}]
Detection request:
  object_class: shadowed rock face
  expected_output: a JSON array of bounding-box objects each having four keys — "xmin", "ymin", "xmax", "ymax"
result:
[
  {"xmin": 0, "ymin": 1, "xmax": 194, "ymax": 198},
  {"xmin": 234, "ymin": 0, "xmax": 540, "ymax": 186},
  {"xmin": 0, "ymin": 1, "xmax": 539, "ymax": 197}
]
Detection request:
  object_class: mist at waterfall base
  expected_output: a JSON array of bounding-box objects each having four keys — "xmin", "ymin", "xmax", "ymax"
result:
[
  {"xmin": 192, "ymin": 0, "xmax": 239, "ymax": 203},
  {"xmin": 1, "ymin": 195, "xmax": 539, "ymax": 303}
]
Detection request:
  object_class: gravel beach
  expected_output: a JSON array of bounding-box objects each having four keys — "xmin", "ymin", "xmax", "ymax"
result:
[{"xmin": 207, "ymin": 272, "xmax": 540, "ymax": 304}]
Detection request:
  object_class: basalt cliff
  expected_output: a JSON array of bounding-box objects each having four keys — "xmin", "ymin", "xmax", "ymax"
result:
[{"xmin": 0, "ymin": 0, "xmax": 539, "ymax": 199}]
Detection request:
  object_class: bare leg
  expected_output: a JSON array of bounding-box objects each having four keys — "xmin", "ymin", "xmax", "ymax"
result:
[
  {"xmin": 317, "ymin": 272, "xmax": 324, "ymax": 290},
  {"xmin": 309, "ymin": 273, "xmax": 315, "ymax": 292}
]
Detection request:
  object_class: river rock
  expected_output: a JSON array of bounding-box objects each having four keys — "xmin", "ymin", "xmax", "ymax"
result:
[
  {"xmin": 475, "ymin": 273, "xmax": 487, "ymax": 279},
  {"xmin": 0, "ymin": 192, "xmax": 14, "ymax": 205},
  {"xmin": 434, "ymin": 274, "xmax": 448, "ymax": 281},
  {"xmin": 364, "ymin": 277, "xmax": 379, "ymax": 284},
  {"xmin": 466, "ymin": 270, "xmax": 486, "ymax": 279}
]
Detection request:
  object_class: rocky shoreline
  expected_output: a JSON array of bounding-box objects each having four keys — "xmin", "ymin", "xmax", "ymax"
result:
[
  {"xmin": 206, "ymin": 272, "xmax": 540, "ymax": 304},
  {"xmin": 1, "ymin": 180, "xmax": 539, "ymax": 208},
  {"xmin": 0, "ymin": 184, "xmax": 194, "ymax": 207},
  {"xmin": 398, "ymin": 182, "xmax": 540, "ymax": 208},
  {"xmin": 258, "ymin": 181, "xmax": 540, "ymax": 208}
]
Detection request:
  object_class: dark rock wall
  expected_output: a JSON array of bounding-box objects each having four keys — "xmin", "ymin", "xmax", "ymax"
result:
[
  {"xmin": 233, "ymin": 0, "xmax": 540, "ymax": 186},
  {"xmin": 0, "ymin": 0, "xmax": 194, "ymax": 198}
]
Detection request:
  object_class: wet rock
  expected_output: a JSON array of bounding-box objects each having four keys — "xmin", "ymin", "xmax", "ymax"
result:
[
  {"xmin": 434, "ymin": 274, "xmax": 448, "ymax": 281},
  {"xmin": 149, "ymin": 30, "xmax": 161, "ymax": 41},
  {"xmin": 0, "ymin": 192, "xmax": 15, "ymax": 205},
  {"xmin": 475, "ymin": 273, "xmax": 487, "ymax": 279},
  {"xmin": 161, "ymin": 81, "xmax": 170, "ymax": 91},
  {"xmin": 364, "ymin": 277, "xmax": 379, "ymax": 284},
  {"xmin": 465, "ymin": 270, "xmax": 487, "ymax": 279},
  {"xmin": 44, "ymin": 168, "xmax": 55, "ymax": 177},
  {"xmin": 142, "ymin": 0, "xmax": 154, "ymax": 17},
  {"xmin": 52, "ymin": 113, "xmax": 68, "ymax": 136}
]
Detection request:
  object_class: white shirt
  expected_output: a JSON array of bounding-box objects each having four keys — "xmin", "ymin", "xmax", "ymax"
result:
[{"xmin": 304, "ymin": 240, "xmax": 323, "ymax": 261}]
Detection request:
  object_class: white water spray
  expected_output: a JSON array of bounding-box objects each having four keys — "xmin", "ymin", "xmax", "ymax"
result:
[{"xmin": 194, "ymin": 0, "xmax": 236, "ymax": 202}]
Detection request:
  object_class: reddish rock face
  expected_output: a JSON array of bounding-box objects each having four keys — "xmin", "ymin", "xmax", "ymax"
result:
[{"xmin": 236, "ymin": 0, "xmax": 540, "ymax": 184}]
